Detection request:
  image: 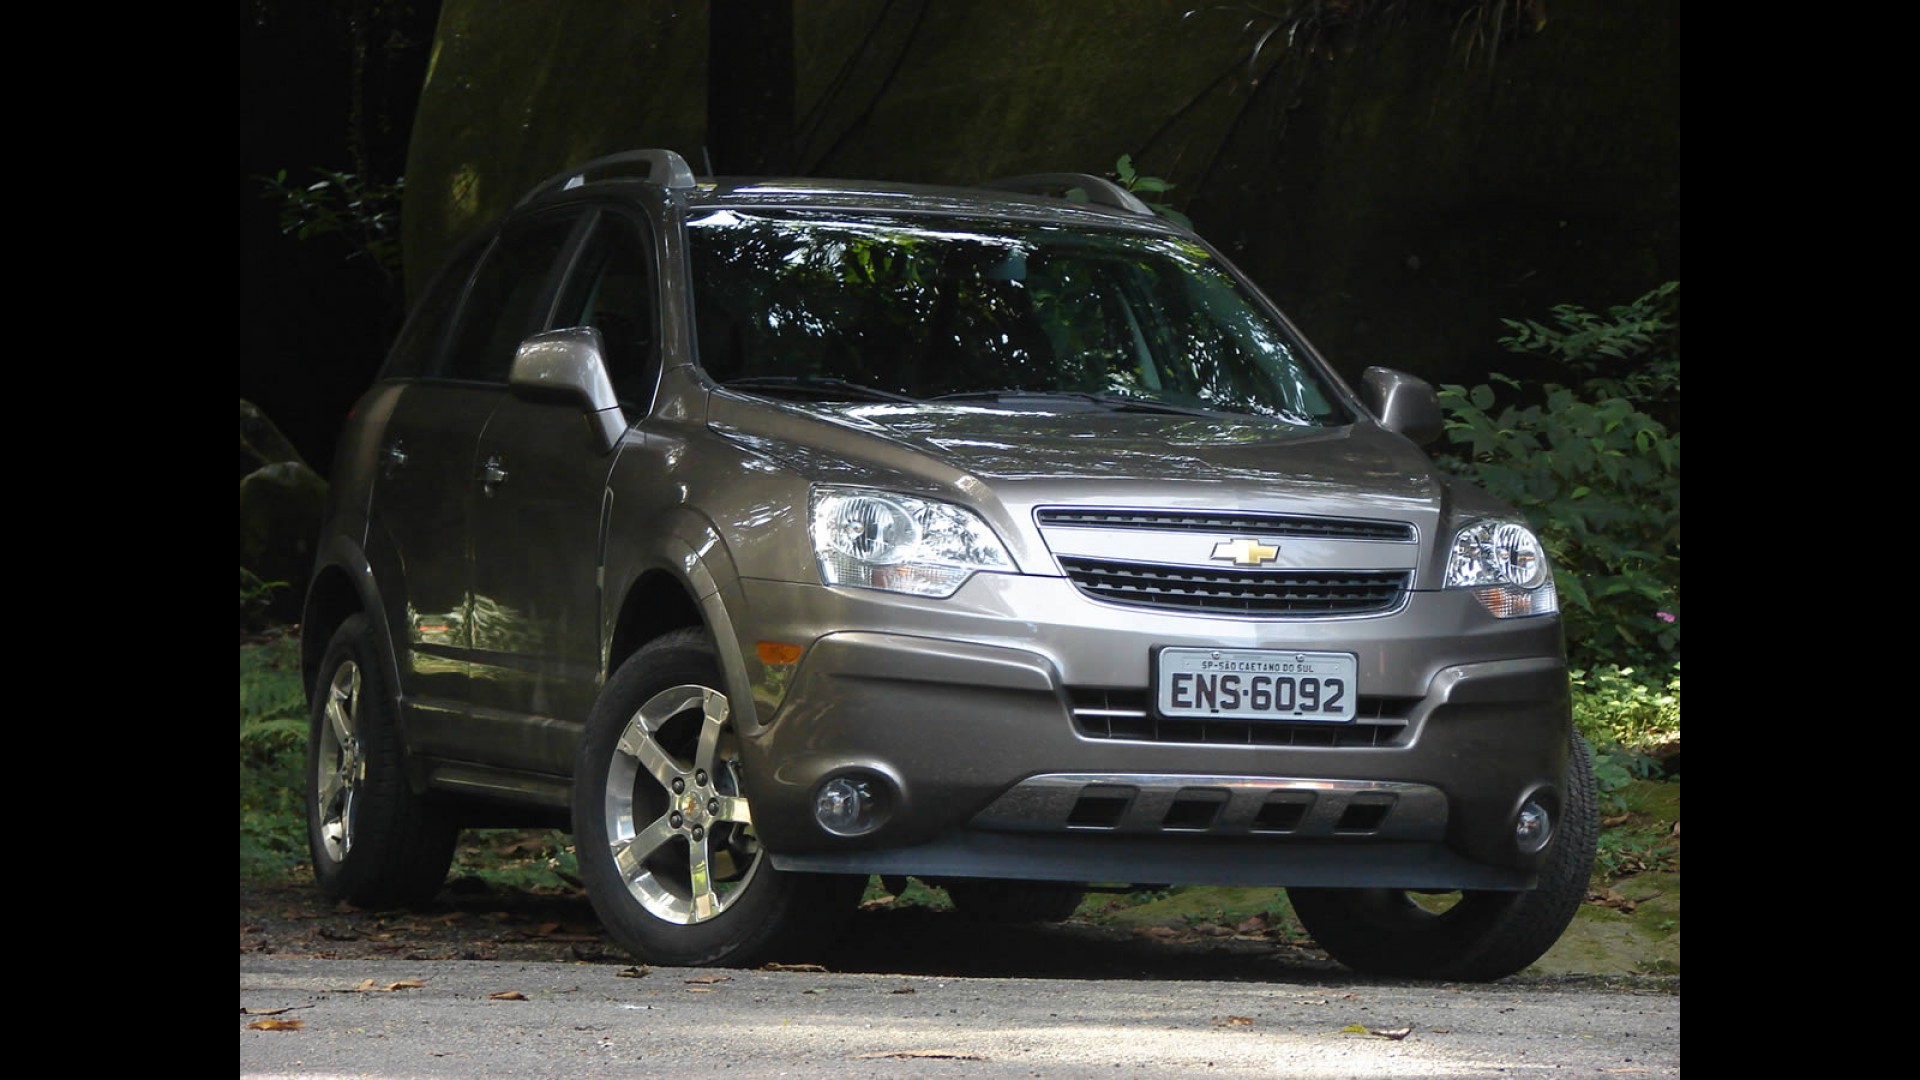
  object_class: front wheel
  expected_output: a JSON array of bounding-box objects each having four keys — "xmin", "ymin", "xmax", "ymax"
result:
[
  {"xmin": 572, "ymin": 629, "xmax": 863, "ymax": 967},
  {"xmin": 1287, "ymin": 731, "xmax": 1600, "ymax": 981}
]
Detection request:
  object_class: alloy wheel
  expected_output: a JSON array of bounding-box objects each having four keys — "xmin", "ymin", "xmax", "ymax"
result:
[
  {"xmin": 599, "ymin": 684, "xmax": 761, "ymax": 924},
  {"xmin": 315, "ymin": 659, "xmax": 366, "ymax": 863}
]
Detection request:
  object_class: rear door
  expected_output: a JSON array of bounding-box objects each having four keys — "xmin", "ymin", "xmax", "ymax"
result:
[{"xmin": 382, "ymin": 207, "xmax": 591, "ymax": 765}]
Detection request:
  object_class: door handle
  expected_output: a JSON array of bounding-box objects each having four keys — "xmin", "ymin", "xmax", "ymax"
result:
[
  {"xmin": 479, "ymin": 455, "xmax": 509, "ymax": 496},
  {"xmin": 381, "ymin": 441, "xmax": 407, "ymax": 478}
]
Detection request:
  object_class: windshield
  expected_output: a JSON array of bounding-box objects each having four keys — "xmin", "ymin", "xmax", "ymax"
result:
[{"xmin": 686, "ymin": 209, "xmax": 1349, "ymax": 424}]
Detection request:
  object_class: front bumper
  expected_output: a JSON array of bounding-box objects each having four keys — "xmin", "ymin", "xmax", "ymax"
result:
[{"xmin": 731, "ymin": 573, "xmax": 1572, "ymax": 891}]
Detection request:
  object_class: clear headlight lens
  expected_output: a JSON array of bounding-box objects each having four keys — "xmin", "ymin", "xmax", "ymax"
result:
[
  {"xmin": 809, "ymin": 486, "xmax": 1014, "ymax": 597},
  {"xmin": 1444, "ymin": 520, "xmax": 1558, "ymax": 618}
]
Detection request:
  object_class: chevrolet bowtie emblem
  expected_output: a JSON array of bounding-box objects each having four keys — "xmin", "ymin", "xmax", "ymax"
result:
[{"xmin": 1211, "ymin": 538, "xmax": 1280, "ymax": 566}]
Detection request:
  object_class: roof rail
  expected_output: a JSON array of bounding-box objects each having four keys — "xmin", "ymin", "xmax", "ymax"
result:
[
  {"xmin": 517, "ymin": 149, "xmax": 698, "ymax": 206},
  {"xmin": 980, "ymin": 173, "xmax": 1155, "ymax": 217}
]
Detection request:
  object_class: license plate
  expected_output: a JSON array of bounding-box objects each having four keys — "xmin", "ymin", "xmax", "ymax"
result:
[{"xmin": 1155, "ymin": 647, "xmax": 1358, "ymax": 723}]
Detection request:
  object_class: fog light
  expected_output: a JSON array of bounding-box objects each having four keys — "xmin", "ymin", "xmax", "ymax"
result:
[
  {"xmin": 1516, "ymin": 800, "xmax": 1552, "ymax": 854},
  {"xmin": 814, "ymin": 776, "xmax": 877, "ymax": 836}
]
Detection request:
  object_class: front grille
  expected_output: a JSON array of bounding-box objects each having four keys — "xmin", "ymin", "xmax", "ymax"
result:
[
  {"xmin": 1056, "ymin": 557, "xmax": 1409, "ymax": 616},
  {"xmin": 1036, "ymin": 508, "xmax": 1416, "ymax": 543},
  {"xmin": 1070, "ymin": 688, "xmax": 1416, "ymax": 748}
]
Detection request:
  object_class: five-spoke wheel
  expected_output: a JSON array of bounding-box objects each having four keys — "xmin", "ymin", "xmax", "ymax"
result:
[
  {"xmin": 573, "ymin": 629, "xmax": 863, "ymax": 967},
  {"xmin": 304, "ymin": 614, "xmax": 458, "ymax": 909}
]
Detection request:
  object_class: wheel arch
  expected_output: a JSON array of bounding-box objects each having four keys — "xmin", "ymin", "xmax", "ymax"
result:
[
  {"xmin": 606, "ymin": 567, "xmax": 705, "ymax": 682},
  {"xmin": 603, "ymin": 504, "xmax": 764, "ymax": 732},
  {"xmin": 300, "ymin": 533, "xmax": 403, "ymax": 710}
]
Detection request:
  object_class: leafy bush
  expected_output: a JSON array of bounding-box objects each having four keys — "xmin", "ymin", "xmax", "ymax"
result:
[
  {"xmin": 240, "ymin": 566, "xmax": 288, "ymax": 635},
  {"xmin": 241, "ymin": 630, "xmax": 309, "ymax": 880},
  {"xmin": 1436, "ymin": 282, "xmax": 1680, "ymax": 673},
  {"xmin": 1573, "ymin": 662, "xmax": 1680, "ymax": 756},
  {"xmin": 257, "ymin": 168, "xmax": 405, "ymax": 272}
]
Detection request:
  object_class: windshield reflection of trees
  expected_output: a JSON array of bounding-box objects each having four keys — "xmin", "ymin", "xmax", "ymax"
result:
[{"xmin": 688, "ymin": 211, "xmax": 1342, "ymax": 423}]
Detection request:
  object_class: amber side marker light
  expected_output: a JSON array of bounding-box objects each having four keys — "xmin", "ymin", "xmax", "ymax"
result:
[{"xmin": 757, "ymin": 642, "xmax": 804, "ymax": 665}]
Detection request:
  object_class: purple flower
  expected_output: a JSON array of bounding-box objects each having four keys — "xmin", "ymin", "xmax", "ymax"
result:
[{"xmin": 1655, "ymin": 611, "xmax": 1675, "ymax": 623}]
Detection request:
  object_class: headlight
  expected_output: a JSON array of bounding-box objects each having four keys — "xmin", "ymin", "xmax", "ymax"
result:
[
  {"xmin": 1444, "ymin": 520, "xmax": 1558, "ymax": 618},
  {"xmin": 809, "ymin": 486, "xmax": 1015, "ymax": 597}
]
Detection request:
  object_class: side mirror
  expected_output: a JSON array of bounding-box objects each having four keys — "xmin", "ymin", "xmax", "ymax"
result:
[
  {"xmin": 1360, "ymin": 366, "xmax": 1443, "ymax": 446},
  {"xmin": 508, "ymin": 327, "xmax": 628, "ymax": 452}
]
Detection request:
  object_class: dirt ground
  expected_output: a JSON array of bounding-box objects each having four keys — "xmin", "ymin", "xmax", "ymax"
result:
[{"xmin": 239, "ymin": 870, "xmax": 1674, "ymax": 990}]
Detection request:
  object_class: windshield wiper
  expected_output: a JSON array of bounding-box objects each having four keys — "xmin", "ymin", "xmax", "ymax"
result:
[
  {"xmin": 721, "ymin": 376, "xmax": 921, "ymax": 404},
  {"xmin": 931, "ymin": 389, "xmax": 1219, "ymax": 417}
]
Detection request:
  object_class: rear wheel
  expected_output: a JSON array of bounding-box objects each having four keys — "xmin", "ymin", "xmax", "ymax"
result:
[
  {"xmin": 306, "ymin": 614, "xmax": 459, "ymax": 909},
  {"xmin": 572, "ymin": 629, "xmax": 863, "ymax": 967},
  {"xmin": 1288, "ymin": 732, "xmax": 1600, "ymax": 981}
]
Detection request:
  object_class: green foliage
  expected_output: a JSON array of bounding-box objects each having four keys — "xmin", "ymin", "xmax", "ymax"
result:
[
  {"xmin": 1436, "ymin": 281, "xmax": 1680, "ymax": 672},
  {"xmin": 1573, "ymin": 662, "xmax": 1680, "ymax": 756},
  {"xmin": 1499, "ymin": 280, "xmax": 1679, "ymax": 428},
  {"xmin": 454, "ymin": 829, "xmax": 582, "ymax": 893},
  {"xmin": 240, "ymin": 631, "xmax": 309, "ymax": 881},
  {"xmin": 1111, "ymin": 155, "xmax": 1195, "ymax": 229},
  {"xmin": 257, "ymin": 167, "xmax": 405, "ymax": 273},
  {"xmin": 1573, "ymin": 661, "xmax": 1679, "ymax": 813},
  {"xmin": 1594, "ymin": 822, "xmax": 1679, "ymax": 880},
  {"xmin": 241, "ymin": 566, "xmax": 288, "ymax": 633}
]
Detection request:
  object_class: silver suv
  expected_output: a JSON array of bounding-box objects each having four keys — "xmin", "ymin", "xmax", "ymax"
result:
[{"xmin": 302, "ymin": 149, "xmax": 1597, "ymax": 981}]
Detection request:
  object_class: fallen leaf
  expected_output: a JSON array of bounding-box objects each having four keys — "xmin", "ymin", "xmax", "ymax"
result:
[
  {"xmin": 1234, "ymin": 913, "xmax": 1270, "ymax": 934},
  {"xmin": 1588, "ymin": 889, "xmax": 1639, "ymax": 914},
  {"xmin": 687, "ymin": 987, "xmax": 716, "ymax": 994},
  {"xmin": 853, "ymin": 1050, "xmax": 985, "ymax": 1061},
  {"xmin": 487, "ymin": 991, "xmax": 527, "ymax": 1001},
  {"xmin": 759, "ymin": 962, "xmax": 829, "ymax": 972},
  {"xmin": 1340, "ymin": 1024, "xmax": 1369, "ymax": 1035},
  {"xmin": 387, "ymin": 980, "xmax": 427, "ymax": 990},
  {"xmin": 683, "ymin": 974, "xmax": 732, "ymax": 985},
  {"xmin": 1601, "ymin": 812, "xmax": 1631, "ymax": 827},
  {"xmin": 890, "ymin": 987, "xmax": 917, "ymax": 995},
  {"xmin": 240, "ymin": 1007, "xmax": 295, "ymax": 1016},
  {"xmin": 1370, "ymin": 1026, "xmax": 1413, "ymax": 1040},
  {"xmin": 532, "ymin": 922, "xmax": 561, "ymax": 936},
  {"xmin": 1134, "ymin": 925, "xmax": 1179, "ymax": 940},
  {"xmin": 1216, "ymin": 1016, "xmax": 1254, "ymax": 1027},
  {"xmin": 247, "ymin": 1019, "xmax": 304, "ymax": 1032},
  {"xmin": 616, "ymin": 966, "xmax": 651, "ymax": 979},
  {"xmin": 1670, "ymin": 821, "xmax": 1680, "ymax": 837}
]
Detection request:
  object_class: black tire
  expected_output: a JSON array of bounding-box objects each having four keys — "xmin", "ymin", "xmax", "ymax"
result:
[
  {"xmin": 942, "ymin": 880, "xmax": 1087, "ymax": 924},
  {"xmin": 572, "ymin": 628, "xmax": 865, "ymax": 967},
  {"xmin": 1287, "ymin": 731, "xmax": 1600, "ymax": 982},
  {"xmin": 306, "ymin": 614, "xmax": 459, "ymax": 909}
]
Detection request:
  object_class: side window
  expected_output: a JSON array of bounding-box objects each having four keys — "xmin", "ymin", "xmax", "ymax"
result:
[
  {"xmin": 379, "ymin": 239, "xmax": 486, "ymax": 380},
  {"xmin": 442, "ymin": 213, "xmax": 584, "ymax": 385},
  {"xmin": 554, "ymin": 213, "xmax": 659, "ymax": 408}
]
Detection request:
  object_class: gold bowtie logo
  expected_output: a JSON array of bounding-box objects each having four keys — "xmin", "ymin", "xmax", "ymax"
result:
[{"xmin": 1211, "ymin": 538, "xmax": 1280, "ymax": 566}]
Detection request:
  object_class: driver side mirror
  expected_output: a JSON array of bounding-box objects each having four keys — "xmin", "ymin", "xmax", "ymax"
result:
[{"xmin": 508, "ymin": 327, "xmax": 629, "ymax": 453}]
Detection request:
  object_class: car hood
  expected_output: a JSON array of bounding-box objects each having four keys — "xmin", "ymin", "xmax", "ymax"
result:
[{"xmin": 706, "ymin": 394, "xmax": 1448, "ymax": 505}]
